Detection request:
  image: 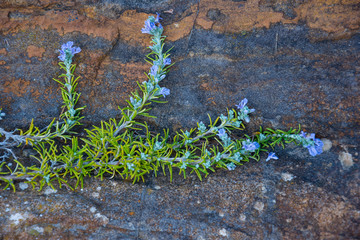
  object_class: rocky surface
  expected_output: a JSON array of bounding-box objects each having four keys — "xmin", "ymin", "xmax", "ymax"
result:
[
  {"xmin": 0, "ymin": 0, "xmax": 359, "ymax": 239},
  {"xmin": 0, "ymin": 145, "xmax": 359, "ymax": 239},
  {"xmin": 1, "ymin": 0, "xmax": 359, "ymax": 142}
]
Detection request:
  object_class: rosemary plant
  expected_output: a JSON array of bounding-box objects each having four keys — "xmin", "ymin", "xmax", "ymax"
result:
[
  {"xmin": 0, "ymin": 42, "xmax": 84, "ymax": 159},
  {"xmin": 0, "ymin": 14, "xmax": 323, "ymax": 191}
]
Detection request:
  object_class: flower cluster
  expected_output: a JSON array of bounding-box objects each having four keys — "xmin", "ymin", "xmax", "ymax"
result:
[
  {"xmin": 58, "ymin": 41, "xmax": 81, "ymax": 64},
  {"xmin": 141, "ymin": 14, "xmax": 171, "ymax": 99},
  {"xmin": 299, "ymin": 131, "xmax": 324, "ymax": 156},
  {"xmin": 217, "ymin": 128, "xmax": 232, "ymax": 147},
  {"xmin": 279, "ymin": 131, "xmax": 324, "ymax": 157},
  {"xmin": 56, "ymin": 41, "xmax": 84, "ymax": 125},
  {"xmin": 242, "ymin": 139, "xmax": 260, "ymax": 152},
  {"xmin": 141, "ymin": 13, "xmax": 163, "ymax": 36},
  {"xmin": 236, "ymin": 98, "xmax": 255, "ymax": 123},
  {"xmin": 158, "ymin": 87, "xmax": 170, "ymax": 98}
]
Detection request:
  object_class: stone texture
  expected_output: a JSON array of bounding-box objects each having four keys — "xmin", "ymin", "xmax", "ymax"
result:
[
  {"xmin": 0, "ymin": 148, "xmax": 359, "ymax": 239},
  {"xmin": 0, "ymin": 0, "xmax": 359, "ymax": 239},
  {"xmin": 0, "ymin": 0, "xmax": 359, "ymax": 143}
]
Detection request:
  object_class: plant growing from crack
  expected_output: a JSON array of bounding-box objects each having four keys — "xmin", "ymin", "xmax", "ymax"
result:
[{"xmin": 0, "ymin": 14, "xmax": 323, "ymax": 191}]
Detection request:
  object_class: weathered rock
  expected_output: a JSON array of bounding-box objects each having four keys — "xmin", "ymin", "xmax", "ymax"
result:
[
  {"xmin": 0, "ymin": 0, "xmax": 359, "ymax": 142},
  {"xmin": 0, "ymin": 0, "xmax": 359, "ymax": 239},
  {"xmin": 0, "ymin": 148, "xmax": 359, "ymax": 239}
]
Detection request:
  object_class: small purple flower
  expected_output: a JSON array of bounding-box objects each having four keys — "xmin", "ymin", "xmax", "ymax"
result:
[
  {"xmin": 300, "ymin": 131, "xmax": 315, "ymax": 141},
  {"xmin": 242, "ymin": 140, "xmax": 260, "ymax": 152},
  {"xmin": 150, "ymin": 65, "xmax": 159, "ymax": 76},
  {"xmin": 158, "ymin": 87, "xmax": 170, "ymax": 97},
  {"xmin": 58, "ymin": 51, "xmax": 66, "ymax": 61},
  {"xmin": 163, "ymin": 57, "xmax": 171, "ymax": 66},
  {"xmin": 307, "ymin": 138, "xmax": 324, "ymax": 156},
  {"xmin": 153, "ymin": 74, "xmax": 166, "ymax": 84},
  {"xmin": 236, "ymin": 98, "xmax": 248, "ymax": 110},
  {"xmin": 155, "ymin": 12, "xmax": 162, "ymax": 23},
  {"xmin": 236, "ymin": 98, "xmax": 255, "ymax": 123},
  {"xmin": 141, "ymin": 14, "xmax": 163, "ymax": 35},
  {"xmin": 299, "ymin": 131, "xmax": 323, "ymax": 156},
  {"xmin": 300, "ymin": 131, "xmax": 306, "ymax": 138},
  {"xmin": 309, "ymin": 133, "xmax": 315, "ymax": 141},
  {"xmin": 217, "ymin": 128, "xmax": 227, "ymax": 138},
  {"xmin": 266, "ymin": 152, "xmax": 278, "ymax": 162},
  {"xmin": 243, "ymin": 108, "xmax": 255, "ymax": 115},
  {"xmin": 58, "ymin": 41, "xmax": 81, "ymax": 62},
  {"xmin": 141, "ymin": 18, "xmax": 157, "ymax": 34}
]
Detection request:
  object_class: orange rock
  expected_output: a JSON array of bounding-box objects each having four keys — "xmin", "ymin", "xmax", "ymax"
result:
[
  {"xmin": 0, "ymin": 0, "xmax": 359, "ymax": 43},
  {"xmin": 293, "ymin": 0, "xmax": 360, "ymax": 36},
  {"xmin": 1, "ymin": 8, "xmax": 119, "ymax": 42},
  {"xmin": 26, "ymin": 45, "xmax": 45, "ymax": 58},
  {"xmin": 167, "ymin": 13, "xmax": 198, "ymax": 41},
  {"xmin": 3, "ymin": 78, "xmax": 31, "ymax": 97},
  {"xmin": 196, "ymin": 0, "xmax": 283, "ymax": 33},
  {"xmin": 0, "ymin": 48, "xmax": 7, "ymax": 55},
  {"xmin": 114, "ymin": 10, "xmax": 150, "ymax": 46}
]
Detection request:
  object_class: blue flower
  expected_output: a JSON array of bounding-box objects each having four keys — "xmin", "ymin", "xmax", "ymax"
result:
[
  {"xmin": 163, "ymin": 57, "xmax": 171, "ymax": 66},
  {"xmin": 58, "ymin": 41, "xmax": 81, "ymax": 62},
  {"xmin": 150, "ymin": 65, "xmax": 159, "ymax": 77},
  {"xmin": 306, "ymin": 138, "xmax": 324, "ymax": 156},
  {"xmin": 158, "ymin": 87, "xmax": 170, "ymax": 97},
  {"xmin": 141, "ymin": 18, "xmax": 157, "ymax": 34},
  {"xmin": 154, "ymin": 74, "xmax": 166, "ymax": 83},
  {"xmin": 300, "ymin": 131, "xmax": 315, "ymax": 141},
  {"xmin": 217, "ymin": 128, "xmax": 227, "ymax": 138},
  {"xmin": 265, "ymin": 152, "xmax": 278, "ymax": 162},
  {"xmin": 155, "ymin": 12, "xmax": 162, "ymax": 23},
  {"xmin": 299, "ymin": 131, "xmax": 324, "ymax": 156},
  {"xmin": 236, "ymin": 98, "xmax": 255, "ymax": 123},
  {"xmin": 216, "ymin": 128, "xmax": 231, "ymax": 147},
  {"xmin": 141, "ymin": 15, "xmax": 163, "ymax": 35},
  {"xmin": 236, "ymin": 98, "xmax": 248, "ymax": 110},
  {"xmin": 242, "ymin": 139, "xmax": 260, "ymax": 152},
  {"xmin": 58, "ymin": 52, "xmax": 66, "ymax": 62}
]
